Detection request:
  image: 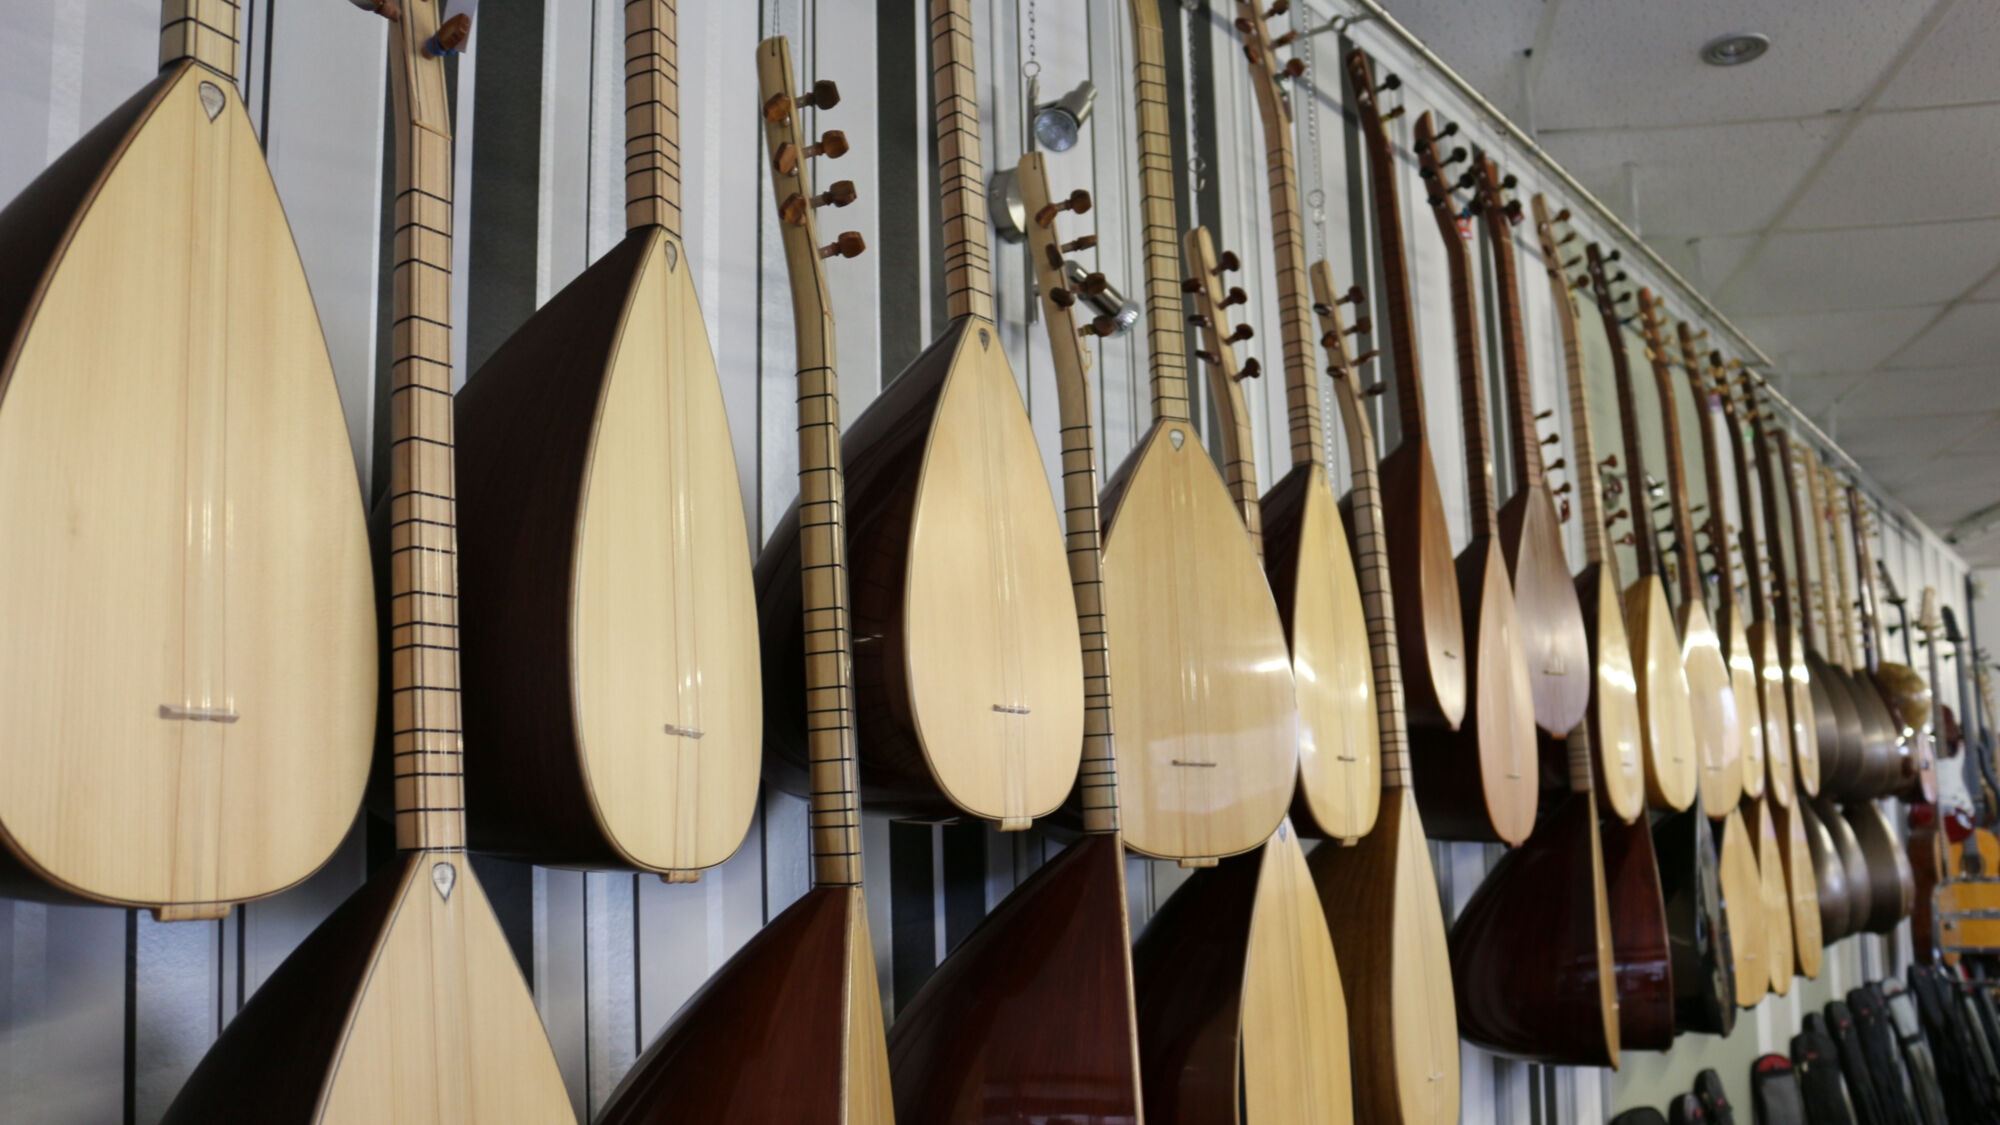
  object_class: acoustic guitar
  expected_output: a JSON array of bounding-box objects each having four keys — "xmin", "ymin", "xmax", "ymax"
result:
[
  {"xmin": 757, "ymin": 0, "xmax": 1082, "ymax": 827},
  {"xmin": 1531, "ymin": 197, "xmax": 1646, "ymax": 823},
  {"xmin": 1233, "ymin": 0, "xmax": 1379, "ymax": 843},
  {"xmin": 1127, "ymin": 227, "xmax": 1354, "ymax": 1125},
  {"xmin": 1718, "ymin": 377, "xmax": 1798, "ymax": 809},
  {"xmin": 1851, "ymin": 488, "xmax": 1934, "ymax": 802},
  {"xmin": 162, "ymin": 6, "xmax": 575, "ymax": 1119},
  {"xmin": 1469, "ymin": 160, "xmax": 1591, "ymax": 740},
  {"xmin": 1636, "ymin": 295, "xmax": 1741, "ymax": 818},
  {"xmin": 1745, "ymin": 400, "xmax": 1824, "ymax": 800},
  {"xmin": 887, "ymin": 155, "xmax": 1140, "ymax": 1124},
  {"xmin": 0, "ymin": 0, "xmax": 374, "ymax": 916},
  {"xmin": 1345, "ymin": 51, "xmax": 1467, "ymax": 734},
  {"xmin": 449, "ymin": 0, "xmax": 758, "ymax": 876},
  {"xmin": 1308, "ymin": 261, "xmax": 1461, "ymax": 1120},
  {"xmin": 1585, "ymin": 247, "xmax": 1698, "ymax": 813},
  {"xmin": 1793, "ymin": 443, "xmax": 1868, "ymax": 798},
  {"xmin": 1409, "ymin": 116, "xmax": 1537, "ymax": 845},
  {"xmin": 1822, "ymin": 478, "xmax": 1898, "ymax": 796},
  {"xmin": 1878, "ymin": 557, "xmax": 1938, "ymax": 805},
  {"xmin": 597, "ymin": 38, "xmax": 893, "ymax": 1121}
]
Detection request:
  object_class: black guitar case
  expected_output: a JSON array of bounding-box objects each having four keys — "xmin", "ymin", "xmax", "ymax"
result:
[
  {"xmin": 1850, "ymin": 984, "xmax": 1922, "ymax": 1125},
  {"xmin": 1696, "ymin": 1067, "xmax": 1738, "ymax": 1125},
  {"xmin": 1792, "ymin": 1022, "xmax": 1858, "ymax": 1125},
  {"xmin": 1828, "ymin": 999, "xmax": 1890, "ymax": 1125},
  {"xmin": 1750, "ymin": 1054, "xmax": 1806, "ymax": 1125},
  {"xmin": 1669, "ymin": 1092, "xmax": 1710, "ymax": 1125},
  {"xmin": 1912, "ymin": 965, "xmax": 2000, "ymax": 1123},
  {"xmin": 1611, "ymin": 1110, "xmax": 1669, "ymax": 1125},
  {"xmin": 1883, "ymin": 978, "xmax": 1948, "ymax": 1125},
  {"xmin": 1656, "ymin": 807, "xmax": 1737, "ymax": 1034}
]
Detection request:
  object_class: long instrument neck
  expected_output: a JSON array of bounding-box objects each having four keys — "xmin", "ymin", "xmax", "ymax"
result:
[
  {"xmin": 1544, "ymin": 208, "xmax": 1612, "ymax": 571},
  {"xmin": 1833, "ymin": 487, "xmax": 1863, "ymax": 672},
  {"xmin": 1314, "ymin": 263, "xmax": 1410, "ymax": 790},
  {"xmin": 1850, "ymin": 485, "xmax": 1885, "ymax": 673},
  {"xmin": 1811, "ymin": 465, "xmax": 1849, "ymax": 668},
  {"xmin": 931, "ymin": 0, "xmax": 995, "ymax": 324},
  {"xmin": 386, "ymin": 0, "xmax": 465, "ymax": 855},
  {"xmin": 1797, "ymin": 444, "xmax": 1836, "ymax": 661},
  {"xmin": 1128, "ymin": 0, "xmax": 1191, "ymax": 423},
  {"xmin": 1752, "ymin": 413, "xmax": 1801, "ymax": 653},
  {"xmin": 1722, "ymin": 391, "xmax": 1774, "ymax": 626},
  {"xmin": 625, "ymin": 0, "xmax": 682, "ymax": 237},
  {"xmin": 161, "ymin": 0, "xmax": 239, "ymax": 80},
  {"xmin": 1642, "ymin": 304, "xmax": 1701, "ymax": 608},
  {"xmin": 1347, "ymin": 53, "xmax": 1427, "ymax": 442},
  {"xmin": 1431, "ymin": 191, "xmax": 1499, "ymax": 536},
  {"xmin": 1599, "ymin": 294, "xmax": 1661, "ymax": 580},
  {"xmin": 1486, "ymin": 205, "xmax": 1544, "ymax": 491},
  {"xmin": 1679, "ymin": 332, "xmax": 1737, "ymax": 619},
  {"xmin": 1188, "ymin": 228, "xmax": 1264, "ymax": 551}
]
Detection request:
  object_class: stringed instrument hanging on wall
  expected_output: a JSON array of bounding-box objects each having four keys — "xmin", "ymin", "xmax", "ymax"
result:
[
  {"xmin": 1717, "ymin": 368, "xmax": 1797, "ymax": 810},
  {"xmin": 0, "ymin": 0, "xmax": 375, "ymax": 918},
  {"xmin": 163, "ymin": 6, "xmax": 575, "ymax": 1119},
  {"xmin": 757, "ymin": 0, "xmax": 1083, "ymax": 829}
]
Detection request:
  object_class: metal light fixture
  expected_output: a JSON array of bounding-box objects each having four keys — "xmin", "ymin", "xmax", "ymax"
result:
[
  {"xmin": 1064, "ymin": 261, "xmax": 1140, "ymax": 337},
  {"xmin": 1700, "ymin": 32, "xmax": 1770, "ymax": 67},
  {"xmin": 1032, "ymin": 80, "xmax": 1097, "ymax": 152}
]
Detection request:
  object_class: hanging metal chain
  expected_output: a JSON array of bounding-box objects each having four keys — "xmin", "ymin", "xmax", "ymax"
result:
[{"xmin": 1303, "ymin": 21, "xmax": 1326, "ymax": 260}]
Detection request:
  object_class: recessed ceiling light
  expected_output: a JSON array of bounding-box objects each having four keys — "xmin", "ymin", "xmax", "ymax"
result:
[{"xmin": 1701, "ymin": 32, "xmax": 1770, "ymax": 67}]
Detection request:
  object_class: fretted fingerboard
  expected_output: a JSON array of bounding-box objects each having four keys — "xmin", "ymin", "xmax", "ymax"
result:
[
  {"xmin": 160, "ymin": 0, "xmax": 239, "ymax": 79},
  {"xmin": 1347, "ymin": 50, "xmax": 1427, "ymax": 442},
  {"xmin": 1187, "ymin": 229, "xmax": 1264, "ymax": 552},
  {"xmin": 624, "ymin": 0, "xmax": 681, "ymax": 237},
  {"xmin": 386, "ymin": 8, "xmax": 464, "ymax": 854},
  {"xmin": 1677, "ymin": 328, "xmax": 1737, "ymax": 613},
  {"xmin": 1641, "ymin": 301, "xmax": 1701, "ymax": 608},
  {"xmin": 1754, "ymin": 419, "xmax": 1802, "ymax": 657},
  {"xmin": 1128, "ymin": 0, "xmax": 1191, "ymax": 424},
  {"xmin": 1542, "ymin": 203, "xmax": 1611, "ymax": 571},
  {"xmin": 1594, "ymin": 252, "xmax": 1662, "ymax": 581},
  {"xmin": 1427, "ymin": 159, "xmax": 1499, "ymax": 537},
  {"xmin": 1720, "ymin": 390, "xmax": 1774, "ymax": 626},
  {"xmin": 1485, "ymin": 202, "xmax": 1545, "ymax": 491},
  {"xmin": 930, "ymin": 0, "xmax": 994, "ymax": 323}
]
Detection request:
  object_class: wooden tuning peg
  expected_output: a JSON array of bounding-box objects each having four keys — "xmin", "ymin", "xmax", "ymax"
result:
[
  {"xmin": 813, "ymin": 180, "xmax": 858, "ymax": 209},
  {"xmin": 1547, "ymin": 457, "xmax": 1566, "ymax": 471},
  {"xmin": 1221, "ymin": 286, "xmax": 1249, "ymax": 307},
  {"xmin": 1049, "ymin": 287, "xmax": 1076, "ymax": 309},
  {"xmin": 424, "ymin": 13, "xmax": 472, "ymax": 57},
  {"xmin": 1180, "ymin": 276, "xmax": 1205, "ymax": 294},
  {"xmin": 1271, "ymin": 30, "xmax": 1299, "ymax": 48},
  {"xmin": 762, "ymin": 92, "xmax": 796, "ymax": 124},
  {"xmin": 1195, "ymin": 348, "xmax": 1221, "ymax": 365},
  {"xmin": 799, "ymin": 79, "xmax": 841, "ymax": 109},
  {"xmin": 1345, "ymin": 317, "xmax": 1370, "ymax": 335},
  {"xmin": 1077, "ymin": 272, "xmax": 1109, "ymax": 296},
  {"xmin": 1226, "ymin": 324, "xmax": 1255, "ymax": 344},
  {"xmin": 1340, "ymin": 284, "xmax": 1365, "ymax": 304},
  {"xmin": 1352, "ymin": 349, "xmax": 1380, "ymax": 368},
  {"xmin": 804, "ymin": 130, "xmax": 849, "ymax": 159},
  {"xmin": 1266, "ymin": 0, "xmax": 1290, "ymax": 16},
  {"xmin": 1559, "ymin": 499, "xmax": 1572, "ymax": 522},
  {"xmin": 1362, "ymin": 381, "xmax": 1387, "ymax": 397},
  {"xmin": 1535, "ymin": 408, "xmax": 1554, "ymax": 420},
  {"xmin": 1061, "ymin": 234, "xmax": 1099, "ymax": 254},
  {"xmin": 1188, "ymin": 312, "xmax": 1213, "ymax": 329},
  {"xmin": 1553, "ymin": 208, "xmax": 1571, "ymax": 223},
  {"xmin": 1377, "ymin": 72, "xmax": 1401, "ymax": 93},
  {"xmin": 1236, "ymin": 358, "xmax": 1263, "ymax": 381},
  {"xmin": 1382, "ymin": 105, "xmax": 1407, "ymax": 122},
  {"xmin": 1281, "ymin": 57, "xmax": 1306, "ymax": 79},
  {"xmin": 1553, "ymin": 482, "xmax": 1572, "ymax": 495},
  {"xmin": 1617, "ymin": 533, "xmax": 1636, "ymax": 546},
  {"xmin": 1212, "ymin": 250, "xmax": 1241, "ymax": 275},
  {"xmin": 819, "ymin": 231, "xmax": 866, "ymax": 259},
  {"xmin": 1079, "ymin": 315, "xmax": 1118, "ymax": 339},
  {"xmin": 779, "ymin": 193, "xmax": 810, "ymax": 226},
  {"xmin": 1541, "ymin": 433, "xmax": 1561, "ymax": 445}
]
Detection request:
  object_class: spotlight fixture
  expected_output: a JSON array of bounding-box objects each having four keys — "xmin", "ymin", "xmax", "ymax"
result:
[
  {"xmin": 1064, "ymin": 260, "xmax": 1140, "ymax": 337},
  {"xmin": 1032, "ymin": 80, "xmax": 1097, "ymax": 152},
  {"xmin": 1700, "ymin": 32, "xmax": 1769, "ymax": 67},
  {"xmin": 989, "ymin": 167, "xmax": 1028, "ymax": 243}
]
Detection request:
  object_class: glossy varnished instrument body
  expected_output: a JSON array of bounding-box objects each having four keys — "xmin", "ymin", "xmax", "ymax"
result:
[
  {"xmin": 1407, "ymin": 117, "xmax": 1537, "ymax": 845},
  {"xmin": 1719, "ymin": 380, "xmax": 1797, "ymax": 809},
  {"xmin": 1743, "ymin": 798, "xmax": 1796, "ymax": 996},
  {"xmin": 1745, "ymin": 396, "xmax": 1820, "ymax": 801},
  {"xmin": 1844, "ymin": 799, "xmax": 1915, "ymax": 935},
  {"xmin": 1652, "ymin": 805, "xmax": 1735, "ymax": 1034},
  {"xmin": 603, "ymin": 38, "xmax": 894, "ymax": 1123},
  {"xmin": 0, "ymin": 0, "xmax": 373, "ymax": 915},
  {"xmin": 1771, "ymin": 799, "xmax": 1824, "ymax": 978},
  {"xmin": 1795, "ymin": 450, "xmax": 1867, "ymax": 798},
  {"xmin": 1345, "ymin": 51, "xmax": 1466, "ymax": 732},
  {"xmin": 163, "ymin": 6, "xmax": 573, "ymax": 1119},
  {"xmin": 1602, "ymin": 811, "xmax": 1677, "ymax": 1050},
  {"xmin": 1715, "ymin": 807, "xmax": 1768, "ymax": 1004},
  {"xmin": 758, "ymin": 0, "xmax": 1081, "ymax": 827},
  {"xmin": 886, "ymin": 152, "xmax": 1141, "ymax": 1125},
  {"xmin": 1234, "ymin": 1, "xmax": 1378, "ymax": 843},
  {"xmin": 454, "ymin": 0, "xmax": 758, "ymax": 875},
  {"xmin": 1533, "ymin": 199, "xmax": 1645, "ymax": 823},
  {"xmin": 1796, "ymin": 796, "xmax": 1852, "ymax": 943},
  {"xmin": 1309, "ymin": 261, "xmax": 1459, "ymax": 1122}
]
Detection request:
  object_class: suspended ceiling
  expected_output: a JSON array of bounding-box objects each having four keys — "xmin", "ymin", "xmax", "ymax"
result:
[{"xmin": 1372, "ymin": 0, "xmax": 2000, "ymax": 561}]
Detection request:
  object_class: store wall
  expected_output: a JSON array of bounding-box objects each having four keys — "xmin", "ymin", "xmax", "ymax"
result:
[{"xmin": 0, "ymin": 1, "xmax": 1972, "ymax": 1122}]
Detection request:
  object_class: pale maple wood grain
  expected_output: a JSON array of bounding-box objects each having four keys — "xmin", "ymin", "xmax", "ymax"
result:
[
  {"xmin": 1715, "ymin": 808, "xmax": 1767, "ymax": 1005},
  {"xmin": 1242, "ymin": 824, "xmax": 1353, "ymax": 1125}
]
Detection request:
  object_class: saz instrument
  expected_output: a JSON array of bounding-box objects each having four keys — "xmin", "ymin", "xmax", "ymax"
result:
[
  {"xmin": 1794, "ymin": 444, "xmax": 1869, "ymax": 797},
  {"xmin": 1909, "ymin": 588, "xmax": 1946, "ymax": 963},
  {"xmin": 1408, "ymin": 115, "xmax": 1537, "ymax": 845},
  {"xmin": 1233, "ymin": 0, "xmax": 1379, "ymax": 842},
  {"xmin": 1345, "ymin": 52, "xmax": 1467, "ymax": 734},
  {"xmin": 1473, "ymin": 163, "xmax": 1591, "ymax": 740},
  {"xmin": 1742, "ymin": 798, "xmax": 1796, "ymax": 996},
  {"xmin": 1718, "ymin": 377, "xmax": 1798, "ymax": 808},
  {"xmin": 453, "ymin": 0, "xmax": 758, "ymax": 875},
  {"xmin": 0, "ymin": 0, "xmax": 373, "ymax": 915},
  {"xmin": 163, "ymin": 6, "xmax": 575, "ymax": 1119},
  {"xmin": 1825, "ymin": 481, "xmax": 1900, "ymax": 796},
  {"xmin": 599, "ymin": 38, "xmax": 894, "ymax": 1122},
  {"xmin": 887, "ymin": 155, "xmax": 1141, "ymax": 1124},
  {"xmin": 1098, "ymin": 0, "xmax": 1297, "ymax": 864},
  {"xmin": 1798, "ymin": 794, "xmax": 1854, "ymax": 944},
  {"xmin": 1852, "ymin": 488, "xmax": 1933, "ymax": 801},
  {"xmin": 1843, "ymin": 795, "xmax": 1916, "ymax": 936},
  {"xmin": 1714, "ymin": 800, "xmax": 1769, "ymax": 1005},
  {"xmin": 1308, "ymin": 261, "xmax": 1460, "ymax": 1121},
  {"xmin": 1637, "ymin": 295, "xmax": 1741, "ymax": 817},
  {"xmin": 1745, "ymin": 396, "xmax": 1823, "ymax": 799},
  {"xmin": 757, "ymin": 0, "xmax": 1082, "ymax": 827},
  {"xmin": 1586, "ymin": 247, "xmax": 1697, "ymax": 813},
  {"xmin": 1532, "ymin": 198, "xmax": 1645, "ymax": 823},
  {"xmin": 1129, "ymin": 228, "xmax": 1353, "ymax": 1125},
  {"xmin": 1653, "ymin": 802, "xmax": 1736, "ymax": 1033},
  {"xmin": 1878, "ymin": 557, "xmax": 1938, "ymax": 805}
]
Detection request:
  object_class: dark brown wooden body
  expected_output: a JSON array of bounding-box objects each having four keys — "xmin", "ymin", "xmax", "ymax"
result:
[
  {"xmin": 1842, "ymin": 800, "xmax": 1915, "ymax": 934},
  {"xmin": 1654, "ymin": 807, "xmax": 1735, "ymax": 1035},
  {"xmin": 1815, "ymin": 796, "xmax": 1874, "ymax": 932},
  {"xmin": 1603, "ymin": 814, "xmax": 1676, "ymax": 1050},
  {"xmin": 888, "ymin": 833, "xmax": 1139, "ymax": 1123},
  {"xmin": 1811, "ymin": 652, "xmax": 1866, "ymax": 798},
  {"xmin": 759, "ymin": 318, "xmax": 971, "ymax": 816},
  {"xmin": 455, "ymin": 233, "xmax": 652, "ymax": 865},
  {"xmin": 599, "ymin": 886, "xmax": 866, "ymax": 1122},
  {"xmin": 1448, "ymin": 790, "xmax": 1617, "ymax": 1065},
  {"xmin": 1852, "ymin": 676, "xmax": 1905, "ymax": 798},
  {"xmin": 1798, "ymin": 797, "xmax": 1853, "ymax": 942},
  {"xmin": 1380, "ymin": 440, "xmax": 1470, "ymax": 729},
  {"xmin": 1131, "ymin": 848, "xmax": 1259, "ymax": 1121}
]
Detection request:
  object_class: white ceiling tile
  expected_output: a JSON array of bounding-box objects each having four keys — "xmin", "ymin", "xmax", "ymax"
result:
[
  {"xmin": 1716, "ymin": 219, "xmax": 2000, "ymax": 314},
  {"xmin": 1829, "ymin": 367, "xmax": 2000, "ymax": 419},
  {"xmin": 1686, "ymin": 234, "xmax": 1761, "ymax": 291},
  {"xmin": 1832, "ymin": 412, "xmax": 1993, "ymax": 461},
  {"xmin": 1540, "ymin": 117, "xmax": 1840, "ymax": 238},
  {"xmin": 1529, "ymin": 0, "xmax": 1934, "ymax": 132},
  {"xmin": 1886, "ymin": 300, "xmax": 2000, "ymax": 368},
  {"xmin": 1776, "ymin": 372, "xmax": 1865, "ymax": 418},
  {"xmin": 1977, "ymin": 269, "xmax": 2000, "ymax": 302},
  {"xmin": 1729, "ymin": 306, "xmax": 1940, "ymax": 370},
  {"xmin": 1877, "ymin": 0, "xmax": 2000, "ymax": 109},
  {"xmin": 1787, "ymin": 104, "xmax": 2000, "ymax": 228},
  {"xmin": 1363, "ymin": 0, "xmax": 1548, "ymax": 119}
]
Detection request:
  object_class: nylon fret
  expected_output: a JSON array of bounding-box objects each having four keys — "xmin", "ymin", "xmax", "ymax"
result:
[
  {"xmin": 1129, "ymin": 0, "xmax": 1191, "ymax": 422},
  {"xmin": 159, "ymin": 0, "xmax": 239, "ymax": 80},
  {"xmin": 624, "ymin": 0, "xmax": 682, "ymax": 237},
  {"xmin": 930, "ymin": 0, "xmax": 995, "ymax": 323},
  {"xmin": 1534, "ymin": 197, "xmax": 1613, "ymax": 573}
]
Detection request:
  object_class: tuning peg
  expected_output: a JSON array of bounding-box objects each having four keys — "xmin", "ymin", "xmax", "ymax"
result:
[
  {"xmin": 1188, "ymin": 312, "xmax": 1213, "ymax": 329},
  {"xmin": 1271, "ymin": 29, "xmax": 1299, "ymax": 48},
  {"xmin": 1049, "ymin": 286, "xmax": 1076, "ymax": 309},
  {"xmin": 1605, "ymin": 249, "xmax": 1622, "ymax": 262},
  {"xmin": 1541, "ymin": 433, "xmax": 1561, "ymax": 445},
  {"xmin": 1559, "ymin": 499, "xmax": 1572, "ymax": 522},
  {"xmin": 762, "ymin": 92, "xmax": 795, "ymax": 123},
  {"xmin": 819, "ymin": 231, "xmax": 866, "ymax": 259},
  {"xmin": 1536, "ymin": 408, "xmax": 1554, "ymax": 421},
  {"xmin": 1377, "ymin": 72, "xmax": 1402, "ymax": 93},
  {"xmin": 1279, "ymin": 57, "xmax": 1307, "ymax": 80},
  {"xmin": 1266, "ymin": 0, "xmax": 1290, "ymax": 15},
  {"xmin": 1606, "ymin": 508, "xmax": 1629, "ymax": 525},
  {"xmin": 1221, "ymin": 286, "xmax": 1250, "ymax": 308},
  {"xmin": 1381, "ymin": 106, "xmax": 1406, "ymax": 122},
  {"xmin": 1340, "ymin": 284, "xmax": 1364, "ymax": 305},
  {"xmin": 1547, "ymin": 457, "xmax": 1566, "ymax": 471},
  {"xmin": 813, "ymin": 180, "xmax": 858, "ymax": 209},
  {"xmin": 1617, "ymin": 532, "xmax": 1636, "ymax": 546},
  {"xmin": 1061, "ymin": 234, "xmax": 1098, "ymax": 254},
  {"xmin": 1554, "ymin": 208, "xmax": 1571, "ymax": 223},
  {"xmin": 1079, "ymin": 315, "xmax": 1119, "ymax": 339},
  {"xmin": 1212, "ymin": 250, "xmax": 1242, "ymax": 275},
  {"xmin": 1227, "ymin": 324, "xmax": 1255, "ymax": 344},
  {"xmin": 1501, "ymin": 173, "xmax": 1518, "ymax": 190},
  {"xmin": 1602, "ymin": 454, "xmax": 1620, "ymax": 468},
  {"xmin": 1195, "ymin": 348, "xmax": 1220, "ymax": 365},
  {"xmin": 1346, "ymin": 317, "xmax": 1371, "ymax": 335},
  {"xmin": 804, "ymin": 130, "xmax": 849, "ymax": 160},
  {"xmin": 1236, "ymin": 358, "xmax": 1263, "ymax": 381},
  {"xmin": 1442, "ymin": 146, "xmax": 1469, "ymax": 166},
  {"xmin": 1503, "ymin": 199, "xmax": 1523, "ymax": 220},
  {"xmin": 1036, "ymin": 188, "xmax": 1092, "ymax": 227},
  {"xmin": 1362, "ymin": 380, "xmax": 1387, "ymax": 396},
  {"xmin": 799, "ymin": 79, "xmax": 840, "ymax": 110},
  {"xmin": 1558, "ymin": 230, "xmax": 1577, "ymax": 246},
  {"xmin": 1553, "ymin": 482, "xmax": 1572, "ymax": 495},
  {"xmin": 1076, "ymin": 271, "xmax": 1109, "ymax": 296}
]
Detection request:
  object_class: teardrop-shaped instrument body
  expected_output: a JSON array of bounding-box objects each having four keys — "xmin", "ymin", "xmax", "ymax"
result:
[
  {"xmin": 1718, "ymin": 603, "xmax": 1769, "ymax": 803},
  {"xmin": 1653, "ymin": 805, "xmax": 1735, "ymax": 1035},
  {"xmin": 1749, "ymin": 799, "xmax": 1796, "ymax": 995},
  {"xmin": 1714, "ymin": 808, "xmax": 1767, "ymax": 1006},
  {"xmin": 0, "ymin": 65, "xmax": 373, "ymax": 909},
  {"xmin": 1577, "ymin": 564, "xmax": 1647, "ymax": 823},
  {"xmin": 1796, "ymin": 797, "xmax": 1851, "ymax": 942},
  {"xmin": 1379, "ymin": 440, "xmax": 1469, "ymax": 731},
  {"xmin": 1746, "ymin": 619, "xmax": 1798, "ymax": 809},
  {"xmin": 1498, "ymin": 480, "xmax": 1593, "ymax": 737},
  {"xmin": 1773, "ymin": 801, "xmax": 1824, "ymax": 978},
  {"xmin": 457, "ymin": 228, "xmax": 760, "ymax": 873},
  {"xmin": 1601, "ymin": 813, "xmax": 1675, "ymax": 1050},
  {"xmin": 1680, "ymin": 598, "xmax": 1744, "ymax": 819},
  {"xmin": 1625, "ymin": 577, "xmax": 1699, "ymax": 812}
]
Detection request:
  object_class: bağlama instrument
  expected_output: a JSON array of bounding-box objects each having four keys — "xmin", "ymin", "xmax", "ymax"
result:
[
  {"xmin": 1128, "ymin": 227, "xmax": 1353, "ymax": 1125},
  {"xmin": 1718, "ymin": 370, "xmax": 1798, "ymax": 809},
  {"xmin": 162, "ymin": 6, "xmax": 575, "ymax": 1119},
  {"xmin": 1875, "ymin": 544, "xmax": 1938, "ymax": 804},
  {"xmin": 597, "ymin": 37, "xmax": 894, "ymax": 1122},
  {"xmin": 1794, "ymin": 438, "xmax": 1868, "ymax": 798},
  {"xmin": 453, "ymin": 0, "xmax": 759, "ymax": 877},
  {"xmin": 1233, "ymin": 0, "xmax": 1379, "ymax": 843},
  {"xmin": 756, "ymin": 0, "xmax": 1082, "ymax": 828},
  {"xmin": 885, "ymin": 153, "xmax": 1141, "ymax": 1125},
  {"xmin": 1743, "ymin": 390, "xmax": 1821, "ymax": 803},
  {"xmin": 1408, "ymin": 114, "xmax": 1537, "ymax": 845},
  {"xmin": 1826, "ymin": 476, "xmax": 1901, "ymax": 797},
  {"xmin": 1096, "ymin": 0, "xmax": 1297, "ymax": 865},
  {"xmin": 1531, "ymin": 198, "xmax": 1645, "ymax": 824},
  {"xmin": 1308, "ymin": 260, "xmax": 1461, "ymax": 1123},
  {"xmin": 0, "ymin": 0, "xmax": 374, "ymax": 916}
]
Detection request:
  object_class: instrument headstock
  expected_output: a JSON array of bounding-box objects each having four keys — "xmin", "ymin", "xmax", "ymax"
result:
[
  {"xmin": 1529, "ymin": 195, "xmax": 1580, "ymax": 286},
  {"xmin": 758, "ymin": 47, "xmax": 866, "ymax": 313},
  {"xmin": 1583, "ymin": 242, "xmax": 1631, "ymax": 323},
  {"xmin": 1235, "ymin": 0, "xmax": 1304, "ymax": 117},
  {"xmin": 1021, "ymin": 169, "xmax": 1113, "ymax": 344},
  {"xmin": 1184, "ymin": 231, "xmax": 1259, "ymax": 385},
  {"xmin": 1311, "ymin": 271, "xmax": 1373, "ymax": 382},
  {"xmin": 1468, "ymin": 152, "xmax": 1523, "ymax": 233},
  {"xmin": 1413, "ymin": 112, "xmax": 1469, "ymax": 236},
  {"xmin": 1345, "ymin": 49, "xmax": 1404, "ymax": 140}
]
